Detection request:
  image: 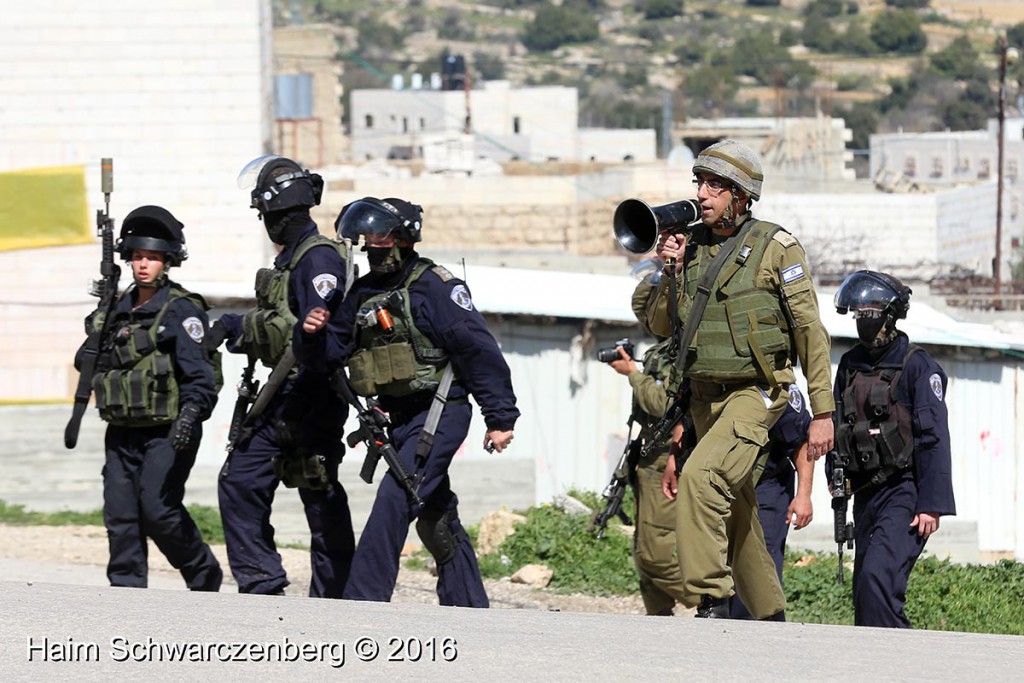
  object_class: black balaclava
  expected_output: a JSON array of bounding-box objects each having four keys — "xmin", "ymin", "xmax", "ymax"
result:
[
  {"xmin": 264, "ymin": 208, "xmax": 311, "ymax": 246},
  {"xmin": 366, "ymin": 245, "xmax": 415, "ymax": 274},
  {"xmin": 856, "ymin": 311, "xmax": 899, "ymax": 354}
]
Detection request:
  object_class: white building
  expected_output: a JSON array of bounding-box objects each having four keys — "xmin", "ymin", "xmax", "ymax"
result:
[
  {"xmin": 349, "ymin": 80, "xmax": 656, "ymax": 166},
  {"xmin": 870, "ymin": 119, "xmax": 1024, "ymax": 278},
  {"xmin": 0, "ymin": 0, "xmax": 274, "ymax": 402}
]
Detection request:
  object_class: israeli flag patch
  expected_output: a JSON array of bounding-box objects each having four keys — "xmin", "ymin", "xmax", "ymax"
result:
[
  {"xmin": 182, "ymin": 316, "xmax": 205, "ymax": 343},
  {"xmin": 929, "ymin": 374, "xmax": 944, "ymax": 401},
  {"xmin": 450, "ymin": 284, "xmax": 474, "ymax": 311},
  {"xmin": 312, "ymin": 273, "xmax": 338, "ymax": 300},
  {"xmin": 788, "ymin": 385, "xmax": 804, "ymax": 413},
  {"xmin": 781, "ymin": 263, "xmax": 805, "ymax": 284}
]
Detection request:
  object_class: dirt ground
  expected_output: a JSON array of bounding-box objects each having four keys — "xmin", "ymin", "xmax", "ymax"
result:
[{"xmin": 0, "ymin": 524, "xmax": 670, "ymax": 616}]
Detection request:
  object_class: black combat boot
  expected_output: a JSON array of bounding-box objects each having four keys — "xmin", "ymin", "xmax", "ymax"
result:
[
  {"xmin": 761, "ymin": 610, "xmax": 786, "ymax": 622},
  {"xmin": 695, "ymin": 595, "xmax": 730, "ymax": 619}
]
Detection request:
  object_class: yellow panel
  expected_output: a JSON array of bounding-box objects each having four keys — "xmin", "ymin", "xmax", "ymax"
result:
[{"xmin": 0, "ymin": 165, "xmax": 92, "ymax": 251}]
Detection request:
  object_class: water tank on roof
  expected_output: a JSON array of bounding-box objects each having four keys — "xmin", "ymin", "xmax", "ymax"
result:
[
  {"xmin": 391, "ymin": 74, "xmax": 404, "ymax": 90},
  {"xmin": 430, "ymin": 73, "xmax": 442, "ymax": 90},
  {"xmin": 411, "ymin": 73, "xmax": 423, "ymax": 90}
]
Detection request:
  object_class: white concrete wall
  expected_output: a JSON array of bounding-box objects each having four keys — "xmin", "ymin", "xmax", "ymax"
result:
[
  {"xmin": 0, "ymin": 0, "xmax": 273, "ymax": 401},
  {"xmin": 577, "ymin": 129, "xmax": 657, "ymax": 163}
]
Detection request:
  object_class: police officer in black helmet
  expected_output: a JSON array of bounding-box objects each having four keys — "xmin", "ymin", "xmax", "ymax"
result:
[
  {"xmin": 829, "ymin": 270, "xmax": 956, "ymax": 628},
  {"xmin": 208, "ymin": 155, "xmax": 355, "ymax": 597},
  {"xmin": 76, "ymin": 205, "xmax": 222, "ymax": 591},
  {"xmin": 296, "ymin": 196, "xmax": 520, "ymax": 607}
]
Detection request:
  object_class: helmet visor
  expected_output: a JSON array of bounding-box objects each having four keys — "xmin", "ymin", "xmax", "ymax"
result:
[
  {"xmin": 834, "ymin": 275, "xmax": 896, "ymax": 317},
  {"xmin": 237, "ymin": 154, "xmax": 284, "ymax": 190},
  {"xmin": 336, "ymin": 200, "xmax": 402, "ymax": 242}
]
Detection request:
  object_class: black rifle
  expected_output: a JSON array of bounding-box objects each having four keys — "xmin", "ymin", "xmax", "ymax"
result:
[
  {"xmin": 830, "ymin": 450, "xmax": 855, "ymax": 584},
  {"xmin": 638, "ymin": 381, "xmax": 691, "ymax": 460},
  {"xmin": 590, "ymin": 427, "xmax": 639, "ymax": 539},
  {"xmin": 65, "ymin": 158, "xmax": 119, "ymax": 449},
  {"xmin": 225, "ymin": 356, "xmax": 259, "ymax": 455},
  {"xmin": 331, "ymin": 369, "xmax": 423, "ymax": 507}
]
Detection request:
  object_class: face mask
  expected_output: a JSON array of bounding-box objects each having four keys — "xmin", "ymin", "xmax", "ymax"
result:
[
  {"xmin": 366, "ymin": 245, "xmax": 403, "ymax": 273},
  {"xmin": 856, "ymin": 313, "xmax": 896, "ymax": 348}
]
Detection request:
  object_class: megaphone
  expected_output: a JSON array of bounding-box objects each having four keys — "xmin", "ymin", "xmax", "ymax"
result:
[{"xmin": 613, "ymin": 198, "xmax": 701, "ymax": 254}]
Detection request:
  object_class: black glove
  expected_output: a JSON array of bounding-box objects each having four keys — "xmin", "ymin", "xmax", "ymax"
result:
[
  {"xmin": 170, "ymin": 403, "xmax": 202, "ymax": 452},
  {"xmin": 204, "ymin": 319, "xmax": 229, "ymax": 353}
]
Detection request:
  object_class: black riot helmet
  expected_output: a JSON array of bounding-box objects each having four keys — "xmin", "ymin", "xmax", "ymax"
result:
[
  {"xmin": 335, "ymin": 196, "xmax": 423, "ymax": 245},
  {"xmin": 116, "ymin": 205, "xmax": 187, "ymax": 266},
  {"xmin": 237, "ymin": 154, "xmax": 324, "ymax": 215},
  {"xmin": 834, "ymin": 270, "xmax": 911, "ymax": 347}
]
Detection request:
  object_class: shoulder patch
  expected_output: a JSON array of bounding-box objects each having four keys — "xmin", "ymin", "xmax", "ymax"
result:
[
  {"xmin": 182, "ymin": 316, "xmax": 205, "ymax": 343},
  {"xmin": 787, "ymin": 385, "xmax": 804, "ymax": 413},
  {"xmin": 781, "ymin": 263, "xmax": 805, "ymax": 284},
  {"xmin": 929, "ymin": 373, "xmax": 944, "ymax": 401},
  {"xmin": 772, "ymin": 230, "xmax": 797, "ymax": 248},
  {"xmin": 312, "ymin": 273, "xmax": 338, "ymax": 300},
  {"xmin": 450, "ymin": 284, "xmax": 474, "ymax": 311},
  {"xmin": 432, "ymin": 265, "xmax": 455, "ymax": 282}
]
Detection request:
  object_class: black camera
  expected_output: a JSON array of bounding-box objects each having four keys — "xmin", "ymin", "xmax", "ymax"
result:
[{"xmin": 597, "ymin": 338, "xmax": 634, "ymax": 363}]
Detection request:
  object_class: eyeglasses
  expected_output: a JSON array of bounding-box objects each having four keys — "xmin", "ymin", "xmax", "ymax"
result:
[{"xmin": 692, "ymin": 177, "xmax": 733, "ymax": 195}]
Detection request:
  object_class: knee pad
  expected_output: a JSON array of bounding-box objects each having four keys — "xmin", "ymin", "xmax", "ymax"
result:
[{"xmin": 415, "ymin": 508, "xmax": 460, "ymax": 565}]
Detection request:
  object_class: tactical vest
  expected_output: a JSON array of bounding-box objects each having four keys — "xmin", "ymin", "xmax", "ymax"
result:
[
  {"xmin": 348, "ymin": 259, "xmax": 449, "ymax": 398},
  {"xmin": 836, "ymin": 345, "xmax": 921, "ymax": 486},
  {"xmin": 635, "ymin": 338, "xmax": 677, "ymax": 449},
  {"xmin": 242, "ymin": 234, "xmax": 348, "ymax": 368},
  {"xmin": 681, "ymin": 220, "xmax": 792, "ymax": 384},
  {"xmin": 91, "ymin": 283, "xmax": 209, "ymax": 427}
]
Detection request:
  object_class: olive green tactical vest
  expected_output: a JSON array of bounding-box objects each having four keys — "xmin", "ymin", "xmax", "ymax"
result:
[
  {"xmin": 635, "ymin": 338, "xmax": 677, "ymax": 445},
  {"xmin": 242, "ymin": 234, "xmax": 348, "ymax": 368},
  {"xmin": 680, "ymin": 220, "xmax": 792, "ymax": 384},
  {"xmin": 92, "ymin": 283, "xmax": 209, "ymax": 427},
  {"xmin": 348, "ymin": 258, "xmax": 449, "ymax": 398}
]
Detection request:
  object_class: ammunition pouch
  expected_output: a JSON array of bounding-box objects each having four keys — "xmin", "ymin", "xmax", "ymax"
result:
[
  {"xmin": 273, "ymin": 443, "xmax": 343, "ymax": 490},
  {"xmin": 93, "ymin": 354, "xmax": 178, "ymax": 426}
]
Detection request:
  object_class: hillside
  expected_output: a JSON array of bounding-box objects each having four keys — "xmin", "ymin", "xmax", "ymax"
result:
[{"xmin": 284, "ymin": 0, "xmax": 1024, "ymax": 145}]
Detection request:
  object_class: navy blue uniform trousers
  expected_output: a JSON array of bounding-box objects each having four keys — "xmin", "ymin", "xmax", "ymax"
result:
[
  {"xmin": 218, "ymin": 418, "xmax": 354, "ymax": 597},
  {"xmin": 103, "ymin": 424, "xmax": 221, "ymax": 590},
  {"xmin": 730, "ymin": 469, "xmax": 795, "ymax": 619},
  {"xmin": 343, "ymin": 402, "xmax": 488, "ymax": 607},
  {"xmin": 853, "ymin": 478, "xmax": 926, "ymax": 628}
]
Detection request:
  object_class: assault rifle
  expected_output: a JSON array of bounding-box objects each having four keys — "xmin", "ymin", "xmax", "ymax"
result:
[
  {"xmin": 638, "ymin": 381, "xmax": 691, "ymax": 460},
  {"xmin": 225, "ymin": 356, "xmax": 259, "ymax": 455},
  {"xmin": 830, "ymin": 450, "xmax": 855, "ymax": 584},
  {"xmin": 590, "ymin": 429, "xmax": 638, "ymax": 539},
  {"xmin": 331, "ymin": 369, "xmax": 423, "ymax": 507},
  {"xmin": 65, "ymin": 158, "xmax": 120, "ymax": 449}
]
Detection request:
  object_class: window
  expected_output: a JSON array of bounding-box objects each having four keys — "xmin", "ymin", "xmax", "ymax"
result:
[
  {"xmin": 931, "ymin": 157, "xmax": 943, "ymax": 178},
  {"xmin": 274, "ymin": 74, "xmax": 312, "ymax": 119},
  {"xmin": 403, "ymin": 117, "xmax": 409, "ymax": 134},
  {"xmin": 903, "ymin": 156, "xmax": 916, "ymax": 177},
  {"xmin": 1008, "ymin": 160, "xmax": 1019, "ymax": 183},
  {"xmin": 365, "ymin": 114, "xmax": 374, "ymax": 129},
  {"xmin": 420, "ymin": 117, "xmax": 426, "ymax": 130},
  {"xmin": 513, "ymin": 116, "xmax": 521, "ymax": 134},
  {"xmin": 979, "ymin": 158, "xmax": 991, "ymax": 179}
]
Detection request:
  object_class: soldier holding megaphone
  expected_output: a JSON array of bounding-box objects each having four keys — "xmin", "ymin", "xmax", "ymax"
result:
[{"xmin": 616, "ymin": 139, "xmax": 834, "ymax": 620}]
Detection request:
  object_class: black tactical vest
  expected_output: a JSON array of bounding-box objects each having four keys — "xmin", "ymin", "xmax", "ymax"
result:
[{"xmin": 836, "ymin": 344, "xmax": 921, "ymax": 487}]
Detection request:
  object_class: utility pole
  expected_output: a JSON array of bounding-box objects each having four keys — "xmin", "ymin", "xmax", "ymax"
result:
[{"xmin": 996, "ymin": 36, "xmax": 1008, "ymax": 307}]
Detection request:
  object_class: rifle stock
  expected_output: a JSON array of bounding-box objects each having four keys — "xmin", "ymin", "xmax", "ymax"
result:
[{"xmin": 65, "ymin": 158, "xmax": 120, "ymax": 449}]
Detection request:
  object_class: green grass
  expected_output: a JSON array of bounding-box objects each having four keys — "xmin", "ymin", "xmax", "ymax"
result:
[{"xmin": 475, "ymin": 496, "xmax": 1024, "ymax": 634}]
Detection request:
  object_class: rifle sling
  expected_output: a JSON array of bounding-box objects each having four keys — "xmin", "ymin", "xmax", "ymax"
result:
[{"xmin": 413, "ymin": 364, "xmax": 455, "ymax": 464}]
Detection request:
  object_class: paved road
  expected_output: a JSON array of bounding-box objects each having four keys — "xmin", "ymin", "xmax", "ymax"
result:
[{"xmin": 2, "ymin": 580, "xmax": 1022, "ymax": 681}]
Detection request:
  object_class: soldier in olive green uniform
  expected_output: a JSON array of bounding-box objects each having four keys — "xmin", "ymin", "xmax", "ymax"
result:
[
  {"xmin": 607, "ymin": 273, "xmax": 686, "ymax": 615},
  {"xmin": 645, "ymin": 139, "xmax": 835, "ymax": 619}
]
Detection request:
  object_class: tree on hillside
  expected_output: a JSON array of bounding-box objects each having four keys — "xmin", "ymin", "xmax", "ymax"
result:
[
  {"xmin": 839, "ymin": 102, "xmax": 878, "ymax": 151},
  {"xmin": 746, "ymin": 0, "xmax": 781, "ymax": 6},
  {"xmin": 732, "ymin": 29, "xmax": 816, "ymax": 88},
  {"xmin": 803, "ymin": 0, "xmax": 845, "ymax": 18},
  {"xmin": 802, "ymin": 12, "xmax": 837, "ymax": 51},
  {"xmin": 870, "ymin": 10, "xmax": 927, "ymax": 54},
  {"xmin": 930, "ymin": 35, "xmax": 984, "ymax": 80},
  {"xmin": 522, "ymin": 2, "xmax": 599, "ymax": 52},
  {"xmin": 643, "ymin": 0, "xmax": 682, "ymax": 20},
  {"xmin": 885, "ymin": 0, "xmax": 929, "ymax": 8}
]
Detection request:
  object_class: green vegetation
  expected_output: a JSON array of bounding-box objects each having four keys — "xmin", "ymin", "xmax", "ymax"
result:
[
  {"xmin": 0, "ymin": 500, "xmax": 227, "ymax": 545},
  {"xmin": 475, "ymin": 499, "xmax": 1024, "ymax": 634}
]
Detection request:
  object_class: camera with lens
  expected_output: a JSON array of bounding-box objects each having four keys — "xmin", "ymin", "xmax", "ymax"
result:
[{"xmin": 596, "ymin": 338, "xmax": 634, "ymax": 363}]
